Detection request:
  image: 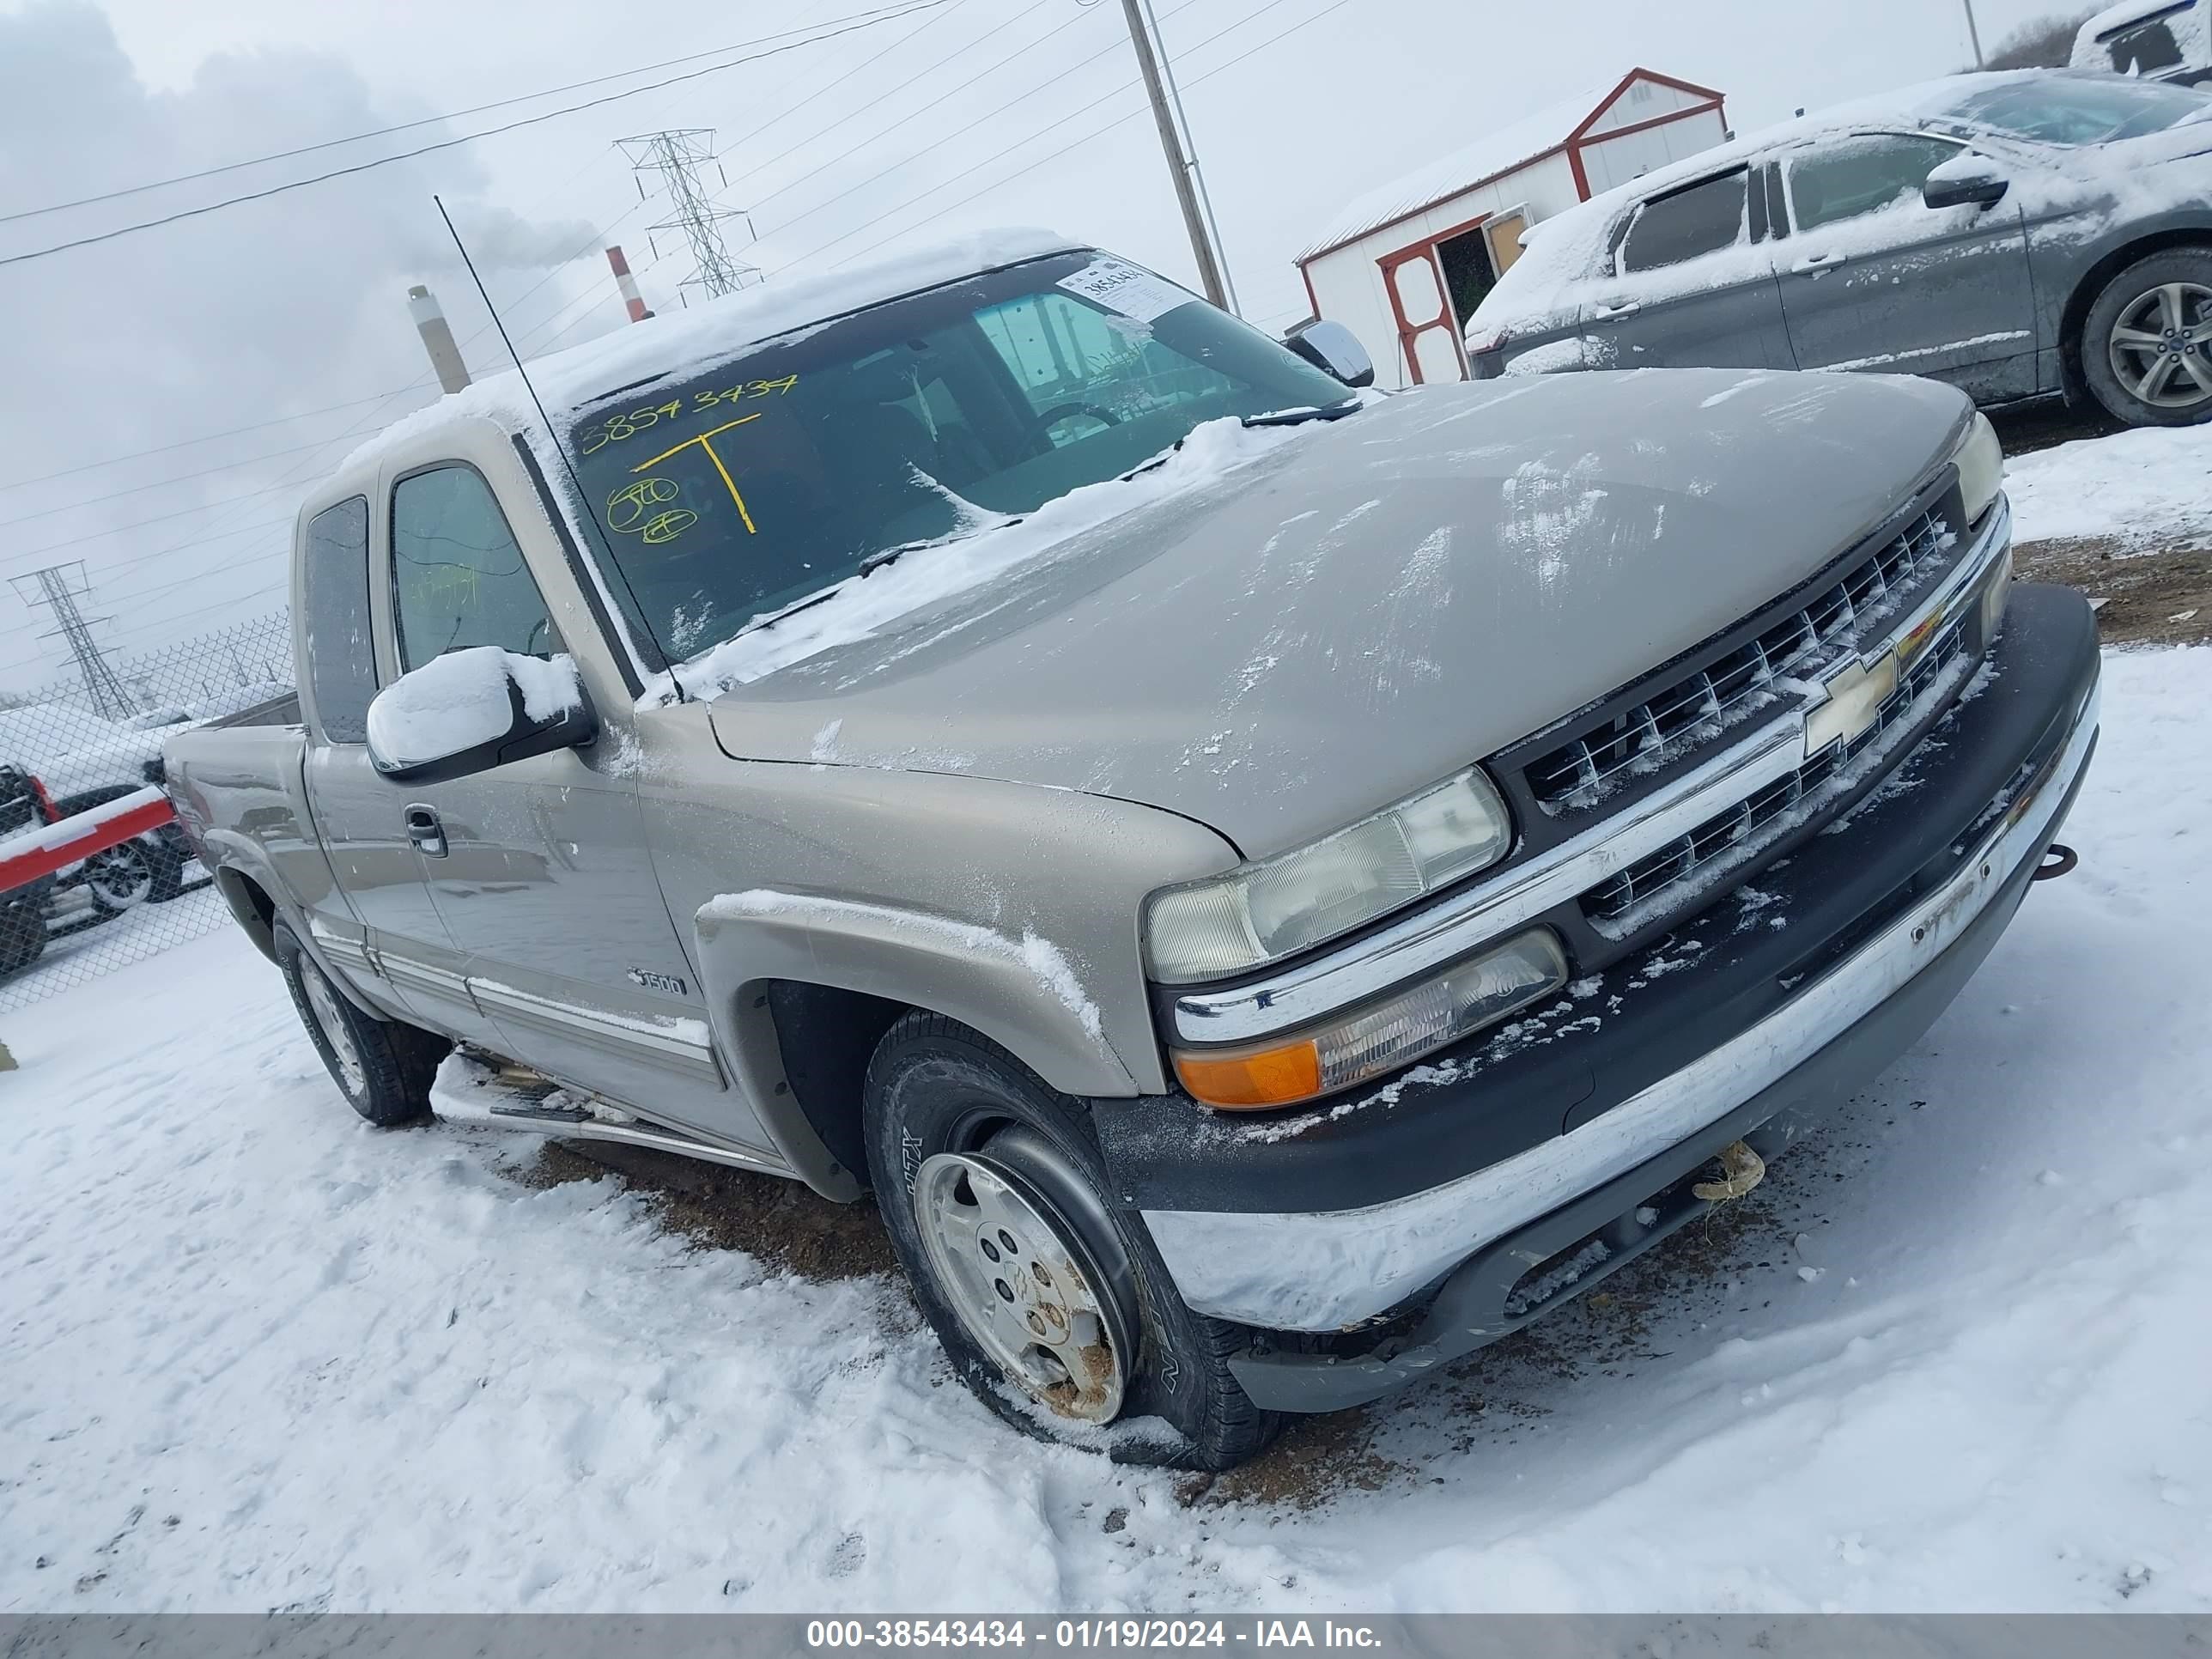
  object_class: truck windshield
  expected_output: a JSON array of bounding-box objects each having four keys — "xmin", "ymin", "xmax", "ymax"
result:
[{"xmin": 563, "ymin": 250, "xmax": 1352, "ymax": 662}]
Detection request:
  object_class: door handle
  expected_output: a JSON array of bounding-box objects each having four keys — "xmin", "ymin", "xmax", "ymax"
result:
[
  {"xmin": 1790, "ymin": 251, "xmax": 1839, "ymax": 272},
  {"xmin": 404, "ymin": 804, "xmax": 447, "ymax": 859},
  {"xmin": 1592, "ymin": 299, "xmax": 1641, "ymax": 319}
]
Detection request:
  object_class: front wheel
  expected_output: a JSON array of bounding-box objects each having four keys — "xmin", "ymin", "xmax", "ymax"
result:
[
  {"xmin": 2081, "ymin": 249, "xmax": 2212, "ymax": 427},
  {"xmin": 863, "ymin": 1012, "xmax": 1281, "ymax": 1468},
  {"xmin": 273, "ymin": 919, "xmax": 447, "ymax": 1127}
]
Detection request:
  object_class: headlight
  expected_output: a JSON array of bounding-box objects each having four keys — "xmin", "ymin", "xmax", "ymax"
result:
[
  {"xmin": 1952, "ymin": 410, "xmax": 2002, "ymax": 526},
  {"xmin": 1144, "ymin": 769, "xmax": 1511, "ymax": 984},
  {"xmin": 1173, "ymin": 929, "xmax": 1568, "ymax": 1109}
]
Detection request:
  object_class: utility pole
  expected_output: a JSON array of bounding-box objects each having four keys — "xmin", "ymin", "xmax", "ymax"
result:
[
  {"xmin": 619, "ymin": 130, "xmax": 761, "ymax": 301},
  {"xmin": 1139, "ymin": 0, "xmax": 1240, "ymax": 316},
  {"xmin": 10, "ymin": 562, "xmax": 134, "ymax": 719},
  {"xmin": 1115, "ymin": 0, "xmax": 1229, "ymax": 311},
  {"xmin": 407, "ymin": 284, "xmax": 471, "ymax": 393},
  {"xmin": 1961, "ymin": 0, "xmax": 1986, "ymax": 66}
]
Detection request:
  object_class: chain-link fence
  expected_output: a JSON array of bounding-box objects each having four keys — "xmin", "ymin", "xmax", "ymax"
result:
[{"xmin": 1, "ymin": 610, "xmax": 293, "ymax": 1014}]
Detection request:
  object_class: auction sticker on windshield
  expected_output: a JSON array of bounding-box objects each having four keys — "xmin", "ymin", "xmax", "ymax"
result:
[{"xmin": 1056, "ymin": 258, "xmax": 1196, "ymax": 324}]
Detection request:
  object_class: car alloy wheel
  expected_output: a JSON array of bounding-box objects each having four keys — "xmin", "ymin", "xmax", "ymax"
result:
[
  {"xmin": 82, "ymin": 844, "xmax": 156, "ymax": 913},
  {"xmin": 911, "ymin": 1148, "xmax": 1129, "ymax": 1424},
  {"xmin": 2106, "ymin": 281, "xmax": 2212, "ymax": 411}
]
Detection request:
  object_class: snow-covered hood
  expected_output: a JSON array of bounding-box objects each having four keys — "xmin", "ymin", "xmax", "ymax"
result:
[{"xmin": 704, "ymin": 369, "xmax": 1972, "ymax": 856}]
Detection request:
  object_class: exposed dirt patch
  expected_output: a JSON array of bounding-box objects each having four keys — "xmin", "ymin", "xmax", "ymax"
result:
[
  {"xmin": 2015, "ymin": 538, "xmax": 2212, "ymax": 647},
  {"xmin": 1986, "ymin": 398, "xmax": 2120, "ymax": 458},
  {"xmin": 524, "ymin": 1139, "xmax": 896, "ymax": 1283}
]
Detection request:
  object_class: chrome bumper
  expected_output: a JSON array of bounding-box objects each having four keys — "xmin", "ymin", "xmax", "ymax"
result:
[{"xmin": 1143, "ymin": 671, "xmax": 2098, "ymax": 1334}]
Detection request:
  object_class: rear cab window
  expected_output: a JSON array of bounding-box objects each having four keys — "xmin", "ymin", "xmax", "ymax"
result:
[{"xmin": 1616, "ymin": 170, "xmax": 1752, "ymax": 274}]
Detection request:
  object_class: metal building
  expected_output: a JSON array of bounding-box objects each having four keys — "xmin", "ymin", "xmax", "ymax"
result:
[{"xmin": 1293, "ymin": 70, "xmax": 1729, "ymax": 388}]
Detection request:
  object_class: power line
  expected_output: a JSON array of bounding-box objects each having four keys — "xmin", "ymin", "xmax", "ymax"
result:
[
  {"xmin": 757, "ymin": 0, "xmax": 1205, "ymax": 249},
  {"xmin": 742, "ymin": 0, "xmax": 1110, "ymax": 214},
  {"xmin": 0, "ymin": 0, "xmax": 955, "ymax": 271},
  {"xmin": 0, "ymin": 2, "xmax": 942, "ymax": 229},
  {"xmin": 802, "ymin": 0, "xmax": 1353, "ymax": 275},
  {"xmin": 714, "ymin": 0, "xmax": 991, "ymax": 180},
  {"xmin": 0, "ymin": 392, "xmax": 423, "ymax": 495}
]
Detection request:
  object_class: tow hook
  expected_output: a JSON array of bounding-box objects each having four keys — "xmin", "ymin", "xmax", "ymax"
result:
[{"xmin": 2033, "ymin": 843, "xmax": 2079, "ymax": 883}]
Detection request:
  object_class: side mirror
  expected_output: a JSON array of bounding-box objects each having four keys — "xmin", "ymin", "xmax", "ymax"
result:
[
  {"xmin": 1922, "ymin": 154, "xmax": 2009, "ymax": 211},
  {"xmin": 367, "ymin": 647, "xmax": 595, "ymax": 783},
  {"xmin": 1283, "ymin": 319, "xmax": 1376, "ymax": 389}
]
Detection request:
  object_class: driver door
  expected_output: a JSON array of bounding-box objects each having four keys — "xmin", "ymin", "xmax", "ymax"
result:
[
  {"xmin": 1772, "ymin": 131, "xmax": 2038, "ymax": 401},
  {"xmin": 379, "ymin": 460, "xmax": 740, "ymax": 1138}
]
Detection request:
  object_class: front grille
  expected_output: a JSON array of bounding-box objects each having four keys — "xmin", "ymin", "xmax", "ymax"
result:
[
  {"xmin": 1527, "ymin": 508, "xmax": 1955, "ymax": 812},
  {"xmin": 1581, "ymin": 612, "xmax": 1973, "ymax": 931}
]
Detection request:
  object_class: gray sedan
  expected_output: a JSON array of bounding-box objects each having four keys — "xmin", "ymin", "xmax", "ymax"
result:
[{"xmin": 1467, "ymin": 71, "xmax": 2212, "ymax": 427}]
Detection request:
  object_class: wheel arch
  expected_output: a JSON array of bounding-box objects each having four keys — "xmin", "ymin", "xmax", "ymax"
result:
[
  {"xmin": 2058, "ymin": 228, "xmax": 2212, "ymax": 404},
  {"xmin": 695, "ymin": 893, "xmax": 1146, "ymax": 1203},
  {"xmin": 215, "ymin": 864, "xmax": 279, "ymax": 962}
]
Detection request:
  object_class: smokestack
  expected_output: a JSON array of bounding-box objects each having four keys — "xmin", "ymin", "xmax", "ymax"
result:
[
  {"xmin": 407, "ymin": 284, "xmax": 471, "ymax": 394},
  {"xmin": 606, "ymin": 246, "xmax": 654, "ymax": 323}
]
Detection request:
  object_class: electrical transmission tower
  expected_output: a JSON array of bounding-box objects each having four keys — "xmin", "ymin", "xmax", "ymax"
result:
[
  {"xmin": 9, "ymin": 562, "xmax": 136, "ymax": 717},
  {"xmin": 618, "ymin": 129, "xmax": 762, "ymax": 301}
]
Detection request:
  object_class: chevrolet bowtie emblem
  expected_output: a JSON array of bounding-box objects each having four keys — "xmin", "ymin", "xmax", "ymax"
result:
[{"xmin": 1804, "ymin": 650, "xmax": 1899, "ymax": 757}]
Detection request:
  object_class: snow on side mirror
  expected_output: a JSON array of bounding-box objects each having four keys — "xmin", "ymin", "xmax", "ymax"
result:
[
  {"xmin": 366, "ymin": 647, "xmax": 595, "ymax": 783},
  {"xmin": 1923, "ymin": 153, "xmax": 2009, "ymax": 211},
  {"xmin": 1284, "ymin": 319, "xmax": 1376, "ymax": 389}
]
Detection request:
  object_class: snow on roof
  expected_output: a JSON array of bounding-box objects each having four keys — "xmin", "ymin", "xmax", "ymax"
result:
[
  {"xmin": 339, "ymin": 227, "xmax": 1084, "ymax": 476},
  {"xmin": 2075, "ymin": 0, "xmax": 2198, "ymax": 45},
  {"xmin": 1297, "ymin": 83, "xmax": 1615, "ymax": 263}
]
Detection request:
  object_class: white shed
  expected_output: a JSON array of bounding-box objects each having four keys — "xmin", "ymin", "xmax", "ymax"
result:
[{"xmin": 1294, "ymin": 70, "xmax": 1730, "ymax": 388}]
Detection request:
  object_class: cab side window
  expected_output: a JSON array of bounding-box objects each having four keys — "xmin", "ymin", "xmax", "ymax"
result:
[
  {"xmin": 1784, "ymin": 135, "xmax": 1963, "ymax": 234},
  {"xmin": 389, "ymin": 465, "xmax": 558, "ymax": 673},
  {"xmin": 1618, "ymin": 171, "xmax": 1750, "ymax": 274},
  {"xmin": 301, "ymin": 496, "xmax": 378, "ymax": 744}
]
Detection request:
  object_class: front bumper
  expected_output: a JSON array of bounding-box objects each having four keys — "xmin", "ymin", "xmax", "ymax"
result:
[{"xmin": 1111, "ymin": 584, "xmax": 2099, "ymax": 1406}]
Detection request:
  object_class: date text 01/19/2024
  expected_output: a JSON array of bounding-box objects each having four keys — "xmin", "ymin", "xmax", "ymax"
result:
[{"xmin": 803, "ymin": 1621, "xmax": 1385, "ymax": 1650}]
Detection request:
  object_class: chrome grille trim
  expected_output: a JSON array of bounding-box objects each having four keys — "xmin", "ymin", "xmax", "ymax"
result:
[
  {"xmin": 1528, "ymin": 507, "xmax": 1956, "ymax": 811},
  {"xmin": 1583, "ymin": 612, "xmax": 1975, "ymax": 933},
  {"xmin": 1169, "ymin": 496, "xmax": 2010, "ymax": 1048}
]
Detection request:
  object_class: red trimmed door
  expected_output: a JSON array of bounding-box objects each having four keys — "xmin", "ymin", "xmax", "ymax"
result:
[{"xmin": 1379, "ymin": 245, "xmax": 1469, "ymax": 385}]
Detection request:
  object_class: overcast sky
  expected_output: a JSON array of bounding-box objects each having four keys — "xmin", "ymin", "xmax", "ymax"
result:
[{"xmin": 0, "ymin": 0, "xmax": 2075, "ymax": 693}]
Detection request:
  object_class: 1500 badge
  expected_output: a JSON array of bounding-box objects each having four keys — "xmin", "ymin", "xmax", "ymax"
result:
[{"xmin": 625, "ymin": 969, "xmax": 690, "ymax": 995}]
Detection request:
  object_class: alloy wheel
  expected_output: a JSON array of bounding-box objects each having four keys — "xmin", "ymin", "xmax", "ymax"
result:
[
  {"xmin": 82, "ymin": 845, "xmax": 155, "ymax": 911},
  {"xmin": 2106, "ymin": 281, "xmax": 2212, "ymax": 411}
]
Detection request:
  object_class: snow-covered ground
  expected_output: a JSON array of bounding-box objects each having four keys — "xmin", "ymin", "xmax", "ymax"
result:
[
  {"xmin": 3, "ymin": 638, "xmax": 2209, "ymax": 1613},
  {"xmin": 2005, "ymin": 423, "xmax": 2212, "ymax": 550}
]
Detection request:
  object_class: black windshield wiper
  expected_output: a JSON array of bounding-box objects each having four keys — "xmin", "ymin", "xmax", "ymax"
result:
[
  {"xmin": 1241, "ymin": 398, "xmax": 1364, "ymax": 429},
  {"xmin": 859, "ymin": 515, "xmax": 1026, "ymax": 577},
  {"xmin": 730, "ymin": 586, "xmax": 845, "ymax": 639}
]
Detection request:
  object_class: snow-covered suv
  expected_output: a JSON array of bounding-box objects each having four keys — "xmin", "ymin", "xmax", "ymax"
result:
[{"xmin": 1467, "ymin": 70, "xmax": 2212, "ymax": 428}]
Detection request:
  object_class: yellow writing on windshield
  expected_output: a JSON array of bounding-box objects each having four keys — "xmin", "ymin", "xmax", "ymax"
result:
[
  {"xmin": 605, "ymin": 476, "xmax": 698, "ymax": 544},
  {"xmin": 630, "ymin": 414, "xmax": 763, "ymax": 535}
]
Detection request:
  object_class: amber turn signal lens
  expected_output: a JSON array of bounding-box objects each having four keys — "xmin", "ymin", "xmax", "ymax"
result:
[{"xmin": 1174, "ymin": 1040, "xmax": 1323, "ymax": 1109}]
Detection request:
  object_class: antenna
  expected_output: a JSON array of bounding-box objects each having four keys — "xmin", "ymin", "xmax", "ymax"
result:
[{"xmin": 431, "ymin": 194, "xmax": 678, "ymax": 698}]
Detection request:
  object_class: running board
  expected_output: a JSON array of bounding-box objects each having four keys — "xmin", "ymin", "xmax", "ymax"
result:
[{"xmin": 429, "ymin": 1054, "xmax": 787, "ymax": 1176}]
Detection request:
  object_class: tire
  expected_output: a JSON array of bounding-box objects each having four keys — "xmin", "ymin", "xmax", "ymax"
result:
[
  {"xmin": 80, "ymin": 841, "xmax": 160, "ymax": 917},
  {"xmin": 272, "ymin": 919, "xmax": 447, "ymax": 1127},
  {"xmin": 0, "ymin": 898, "xmax": 44, "ymax": 977},
  {"xmin": 862, "ymin": 1012, "xmax": 1280, "ymax": 1469},
  {"xmin": 2080, "ymin": 247, "xmax": 2212, "ymax": 428}
]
